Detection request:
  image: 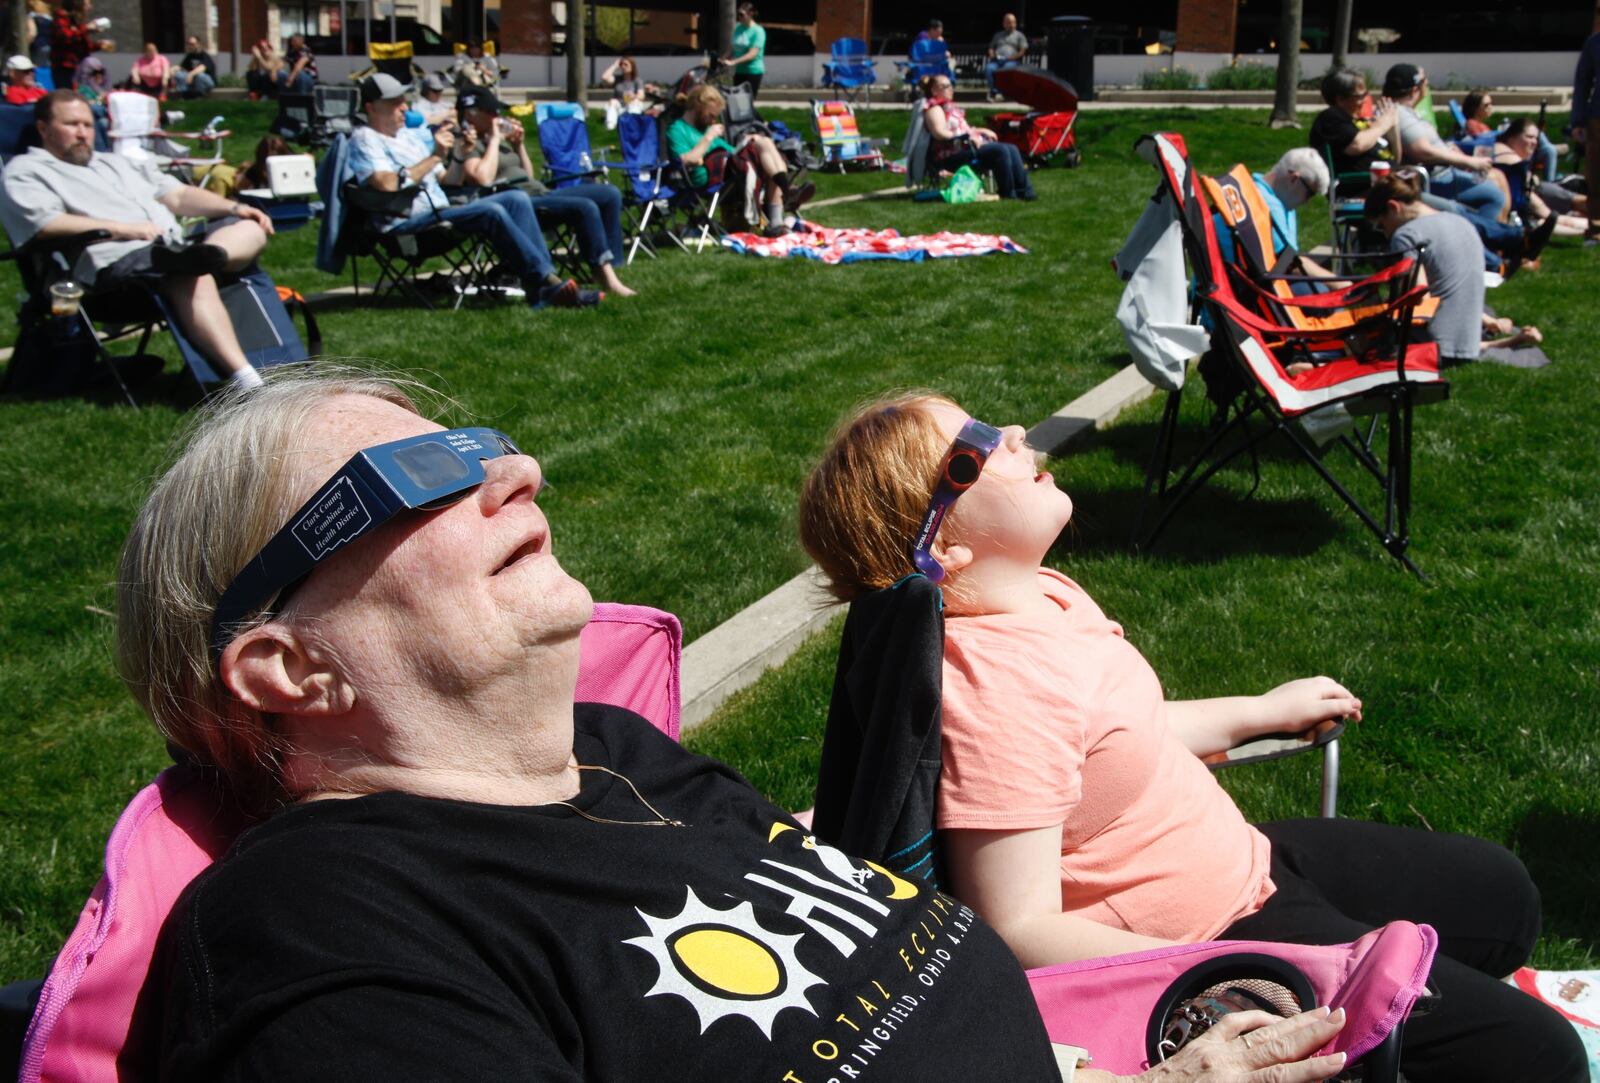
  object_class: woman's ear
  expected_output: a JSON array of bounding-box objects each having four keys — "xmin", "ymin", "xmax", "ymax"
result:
[{"xmin": 220, "ymin": 623, "xmax": 354, "ymax": 718}]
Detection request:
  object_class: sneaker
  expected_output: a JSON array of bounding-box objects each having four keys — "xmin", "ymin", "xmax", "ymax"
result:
[
  {"xmin": 151, "ymin": 242, "xmax": 229, "ymax": 276},
  {"xmin": 532, "ymin": 279, "xmax": 602, "ymax": 309},
  {"xmin": 761, "ymin": 223, "xmax": 790, "ymax": 239},
  {"xmin": 783, "ymin": 181, "xmax": 817, "ymax": 212}
]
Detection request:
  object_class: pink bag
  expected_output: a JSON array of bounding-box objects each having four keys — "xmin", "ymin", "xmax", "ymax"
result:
[{"xmin": 1027, "ymin": 923, "xmax": 1438, "ymax": 1075}]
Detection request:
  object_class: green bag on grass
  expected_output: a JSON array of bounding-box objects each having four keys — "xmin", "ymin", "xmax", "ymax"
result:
[{"xmin": 943, "ymin": 165, "xmax": 982, "ymax": 204}]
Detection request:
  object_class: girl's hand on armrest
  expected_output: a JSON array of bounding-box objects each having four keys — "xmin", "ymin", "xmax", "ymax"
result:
[{"xmin": 1254, "ymin": 676, "xmax": 1362, "ymax": 736}]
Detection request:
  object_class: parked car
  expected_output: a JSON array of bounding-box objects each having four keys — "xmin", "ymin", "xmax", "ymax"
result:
[{"xmin": 306, "ymin": 19, "xmax": 466, "ymax": 57}]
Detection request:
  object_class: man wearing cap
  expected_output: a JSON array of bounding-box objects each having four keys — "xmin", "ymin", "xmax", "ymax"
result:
[
  {"xmin": 447, "ymin": 87, "xmax": 634, "ymax": 297},
  {"xmin": 416, "ymin": 72, "xmax": 452, "ymax": 126},
  {"xmin": 349, "ymin": 73, "xmax": 599, "ymax": 309},
  {"xmin": 1383, "ymin": 63, "xmax": 1503, "ymax": 219},
  {"xmin": 0, "ymin": 89, "xmax": 276, "ymax": 389},
  {"xmin": 4, "ymin": 54, "xmax": 45, "ymax": 104}
]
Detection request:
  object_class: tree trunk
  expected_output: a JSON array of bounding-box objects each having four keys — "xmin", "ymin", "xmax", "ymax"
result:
[
  {"xmin": 1270, "ymin": 0, "xmax": 1303, "ymax": 129},
  {"xmin": 565, "ymin": 0, "xmax": 586, "ymax": 106},
  {"xmin": 1332, "ymin": 0, "xmax": 1352, "ymax": 71},
  {"xmin": 717, "ymin": 0, "xmax": 736, "ymax": 68}
]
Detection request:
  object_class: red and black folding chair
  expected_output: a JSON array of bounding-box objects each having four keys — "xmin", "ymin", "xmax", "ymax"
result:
[{"xmin": 1127, "ymin": 132, "xmax": 1449, "ymax": 576}]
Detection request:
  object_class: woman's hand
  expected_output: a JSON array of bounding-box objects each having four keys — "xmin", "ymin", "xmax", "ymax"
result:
[
  {"xmin": 1256, "ymin": 676, "xmax": 1362, "ymax": 735},
  {"xmin": 1122, "ymin": 1006, "xmax": 1348, "ymax": 1083}
]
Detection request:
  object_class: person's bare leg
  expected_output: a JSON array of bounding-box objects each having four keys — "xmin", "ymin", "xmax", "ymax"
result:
[
  {"xmin": 594, "ymin": 261, "xmax": 635, "ymax": 297},
  {"xmin": 206, "ymin": 220, "xmax": 269, "ymax": 272},
  {"xmin": 754, "ymin": 135, "xmax": 785, "ymax": 205},
  {"xmin": 161, "ymin": 274, "xmax": 252, "ymax": 379}
]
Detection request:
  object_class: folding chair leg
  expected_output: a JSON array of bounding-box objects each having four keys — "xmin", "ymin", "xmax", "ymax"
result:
[
  {"xmin": 695, "ymin": 191, "xmax": 722, "ymax": 253},
  {"xmin": 1133, "ymin": 388, "xmax": 1184, "ymax": 548},
  {"xmin": 1319, "ymin": 739, "xmax": 1340, "ymax": 819},
  {"xmin": 1139, "ymin": 403, "xmax": 1271, "ymax": 552},
  {"xmin": 628, "ymin": 202, "xmax": 656, "ymax": 265}
]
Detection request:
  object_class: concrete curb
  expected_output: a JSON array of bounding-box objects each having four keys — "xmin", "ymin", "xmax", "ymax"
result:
[{"xmin": 679, "ymin": 362, "xmax": 1159, "ymax": 732}]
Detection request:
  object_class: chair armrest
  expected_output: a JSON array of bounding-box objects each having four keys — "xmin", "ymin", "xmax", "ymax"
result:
[
  {"xmin": 1206, "ymin": 721, "xmax": 1344, "ymax": 769},
  {"xmin": 0, "ymin": 228, "xmax": 113, "ymax": 262}
]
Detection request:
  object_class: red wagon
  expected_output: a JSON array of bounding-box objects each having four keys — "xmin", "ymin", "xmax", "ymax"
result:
[{"xmin": 989, "ymin": 66, "xmax": 1081, "ymax": 168}]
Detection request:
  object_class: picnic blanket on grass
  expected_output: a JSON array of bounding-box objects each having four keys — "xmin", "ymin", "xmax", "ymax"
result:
[{"xmin": 723, "ymin": 224, "xmax": 1026, "ymax": 264}]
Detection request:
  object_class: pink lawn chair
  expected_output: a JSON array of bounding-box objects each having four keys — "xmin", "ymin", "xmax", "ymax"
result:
[
  {"xmin": 15, "ymin": 602, "xmax": 681, "ymax": 1083},
  {"xmin": 12, "ymin": 598, "xmax": 1433, "ymax": 1081}
]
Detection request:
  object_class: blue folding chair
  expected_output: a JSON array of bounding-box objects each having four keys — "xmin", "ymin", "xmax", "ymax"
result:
[
  {"xmin": 821, "ymin": 37, "xmax": 877, "ymax": 106},
  {"xmin": 534, "ymin": 102, "xmax": 607, "ymax": 189},
  {"xmin": 605, "ymin": 113, "xmax": 723, "ymax": 262},
  {"xmin": 896, "ymin": 38, "xmax": 953, "ymax": 99}
]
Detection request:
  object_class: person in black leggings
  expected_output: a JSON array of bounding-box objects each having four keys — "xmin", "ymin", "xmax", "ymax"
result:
[
  {"xmin": 1223, "ymin": 819, "xmax": 1587, "ymax": 1082},
  {"xmin": 919, "ymin": 73, "xmax": 1035, "ymax": 200}
]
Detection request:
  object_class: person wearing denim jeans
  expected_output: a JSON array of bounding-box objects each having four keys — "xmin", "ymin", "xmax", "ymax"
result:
[
  {"xmin": 174, "ymin": 37, "xmax": 215, "ymax": 98},
  {"xmin": 350, "ymin": 74, "xmax": 600, "ymax": 309},
  {"xmin": 984, "ymin": 13, "xmax": 1027, "ymax": 102},
  {"xmin": 276, "ymin": 35, "xmax": 316, "ymax": 95}
]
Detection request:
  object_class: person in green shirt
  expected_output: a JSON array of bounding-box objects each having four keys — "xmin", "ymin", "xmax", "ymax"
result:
[
  {"xmin": 666, "ymin": 82, "xmax": 813, "ymax": 236},
  {"xmin": 725, "ymin": 2, "xmax": 766, "ymax": 98}
]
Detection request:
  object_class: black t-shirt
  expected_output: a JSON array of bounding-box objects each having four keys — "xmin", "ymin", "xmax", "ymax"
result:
[
  {"xmin": 156, "ymin": 705, "xmax": 1059, "ymax": 1082},
  {"xmin": 1309, "ymin": 105, "xmax": 1393, "ymax": 178},
  {"xmin": 180, "ymin": 50, "xmax": 216, "ymax": 78}
]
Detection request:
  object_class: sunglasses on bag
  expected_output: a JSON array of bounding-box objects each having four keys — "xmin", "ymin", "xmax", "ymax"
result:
[
  {"xmin": 209, "ymin": 427, "xmax": 523, "ymax": 663},
  {"xmin": 910, "ymin": 417, "xmax": 1003, "ymax": 582}
]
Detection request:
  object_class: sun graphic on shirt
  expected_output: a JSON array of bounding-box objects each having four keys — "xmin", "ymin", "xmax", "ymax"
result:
[{"xmin": 623, "ymin": 887, "xmax": 825, "ymax": 1038}]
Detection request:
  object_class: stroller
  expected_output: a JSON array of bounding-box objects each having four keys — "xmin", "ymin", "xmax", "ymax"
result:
[{"xmin": 988, "ymin": 66, "xmax": 1081, "ymax": 168}]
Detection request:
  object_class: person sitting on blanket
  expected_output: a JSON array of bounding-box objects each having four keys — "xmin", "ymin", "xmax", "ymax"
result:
[
  {"xmin": 349, "ymin": 73, "xmax": 600, "ymax": 310},
  {"xmin": 0, "ymin": 89, "xmax": 276, "ymax": 390},
  {"xmin": 445, "ymin": 87, "xmax": 636, "ymax": 298},
  {"xmin": 919, "ymin": 73, "xmax": 1036, "ymax": 201},
  {"xmin": 128, "ymin": 367, "xmax": 1351, "ymax": 1083},
  {"xmin": 1365, "ymin": 169, "xmax": 1542, "ymax": 366},
  {"xmin": 667, "ymin": 83, "xmax": 813, "ymax": 238},
  {"xmin": 796, "ymin": 391, "xmax": 1586, "ymax": 1083}
]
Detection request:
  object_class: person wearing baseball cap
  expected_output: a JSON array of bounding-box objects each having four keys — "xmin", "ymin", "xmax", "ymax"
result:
[
  {"xmin": 417, "ymin": 71, "xmax": 451, "ymax": 126},
  {"xmin": 4, "ymin": 54, "xmax": 46, "ymax": 105},
  {"xmin": 445, "ymin": 88, "xmax": 636, "ymax": 296},
  {"xmin": 349, "ymin": 73, "xmax": 599, "ymax": 308}
]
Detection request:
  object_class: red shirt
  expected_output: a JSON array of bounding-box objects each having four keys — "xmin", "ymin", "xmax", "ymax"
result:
[{"xmin": 4, "ymin": 82, "xmax": 46, "ymax": 104}]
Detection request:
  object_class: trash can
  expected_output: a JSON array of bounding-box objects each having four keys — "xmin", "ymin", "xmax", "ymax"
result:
[{"xmin": 1047, "ymin": 15, "xmax": 1095, "ymax": 102}]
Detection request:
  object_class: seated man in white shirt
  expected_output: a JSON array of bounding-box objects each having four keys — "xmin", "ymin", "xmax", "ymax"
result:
[
  {"xmin": 0, "ymin": 89, "xmax": 276, "ymax": 389},
  {"xmin": 348, "ymin": 73, "xmax": 598, "ymax": 309}
]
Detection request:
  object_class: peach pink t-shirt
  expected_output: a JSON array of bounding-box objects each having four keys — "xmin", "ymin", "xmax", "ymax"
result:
[{"xmin": 938, "ymin": 568, "xmax": 1275, "ymax": 942}]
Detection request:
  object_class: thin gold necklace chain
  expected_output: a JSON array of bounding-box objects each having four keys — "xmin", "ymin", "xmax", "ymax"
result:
[{"xmin": 548, "ymin": 763, "xmax": 686, "ymax": 827}]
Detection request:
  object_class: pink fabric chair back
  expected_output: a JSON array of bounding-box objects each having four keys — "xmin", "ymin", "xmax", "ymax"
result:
[
  {"xmin": 1026, "ymin": 921, "xmax": 1437, "ymax": 1074},
  {"xmin": 19, "ymin": 602, "xmax": 682, "ymax": 1083}
]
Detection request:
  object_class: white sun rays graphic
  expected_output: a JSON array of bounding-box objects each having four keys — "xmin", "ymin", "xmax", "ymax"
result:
[{"xmin": 624, "ymin": 887, "xmax": 826, "ymax": 1037}]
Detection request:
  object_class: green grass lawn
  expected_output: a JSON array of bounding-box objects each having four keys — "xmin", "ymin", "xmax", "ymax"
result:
[{"xmin": 2, "ymin": 104, "xmax": 1596, "ymax": 982}]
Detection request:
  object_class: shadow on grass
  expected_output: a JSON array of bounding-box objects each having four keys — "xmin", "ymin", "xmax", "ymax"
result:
[{"xmin": 1516, "ymin": 803, "xmax": 1600, "ymax": 945}]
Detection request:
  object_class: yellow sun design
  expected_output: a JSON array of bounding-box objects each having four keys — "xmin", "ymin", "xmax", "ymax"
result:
[{"xmin": 624, "ymin": 887, "xmax": 825, "ymax": 1037}]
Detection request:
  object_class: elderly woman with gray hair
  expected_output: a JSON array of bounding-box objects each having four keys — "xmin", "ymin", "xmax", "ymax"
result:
[{"xmin": 118, "ymin": 368, "xmax": 1351, "ymax": 1082}]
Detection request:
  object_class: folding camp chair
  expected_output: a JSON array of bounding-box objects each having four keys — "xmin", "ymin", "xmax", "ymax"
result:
[
  {"xmin": 1323, "ymin": 147, "xmax": 1385, "ymax": 257},
  {"xmin": 105, "ymin": 90, "xmax": 227, "ymax": 170},
  {"xmin": 895, "ymin": 37, "xmax": 954, "ymax": 99},
  {"xmin": 820, "ymin": 36, "xmax": 877, "ymax": 106},
  {"xmin": 810, "ymin": 574, "xmax": 1430, "ymax": 1079},
  {"xmin": 3, "ymin": 604, "xmax": 684, "ymax": 1083},
  {"xmin": 534, "ymin": 101, "xmax": 608, "ymax": 189},
  {"xmin": 1120, "ymin": 132, "xmax": 1447, "ymax": 575},
  {"xmin": 0, "ymin": 227, "xmax": 316, "ymax": 404},
  {"xmin": 810, "ymin": 98, "xmax": 887, "ymax": 172},
  {"xmin": 310, "ymin": 84, "xmax": 361, "ymax": 147},
  {"xmin": 359, "ymin": 40, "xmax": 424, "ymax": 85},
  {"xmin": 605, "ymin": 111, "xmax": 687, "ymax": 263},
  {"xmin": 315, "ymin": 132, "xmax": 498, "ymax": 310},
  {"xmin": 1204, "ymin": 164, "xmax": 1440, "ymax": 332}
]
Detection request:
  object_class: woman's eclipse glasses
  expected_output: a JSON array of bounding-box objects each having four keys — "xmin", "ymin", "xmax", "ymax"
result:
[{"xmin": 910, "ymin": 418, "xmax": 1003, "ymax": 582}]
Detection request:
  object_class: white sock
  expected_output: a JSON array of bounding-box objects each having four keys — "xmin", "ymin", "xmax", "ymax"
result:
[{"xmin": 230, "ymin": 366, "xmax": 264, "ymax": 390}]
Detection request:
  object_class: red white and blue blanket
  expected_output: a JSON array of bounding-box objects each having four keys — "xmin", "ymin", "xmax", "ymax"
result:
[{"xmin": 722, "ymin": 224, "xmax": 1027, "ymax": 264}]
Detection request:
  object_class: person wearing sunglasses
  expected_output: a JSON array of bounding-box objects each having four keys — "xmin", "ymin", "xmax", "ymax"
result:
[
  {"xmin": 1310, "ymin": 68, "xmax": 1398, "ymax": 183},
  {"xmin": 1208, "ymin": 147, "xmax": 1339, "ymax": 290},
  {"xmin": 121, "ymin": 368, "xmax": 1357, "ymax": 1083},
  {"xmin": 798, "ymin": 392, "xmax": 1585, "ymax": 1083}
]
